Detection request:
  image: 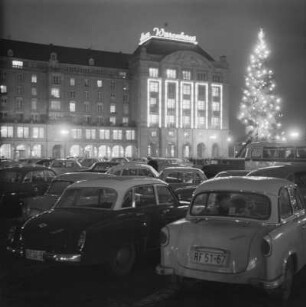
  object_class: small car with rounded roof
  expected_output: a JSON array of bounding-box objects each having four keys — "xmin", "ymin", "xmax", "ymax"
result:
[
  {"xmin": 7, "ymin": 176, "xmax": 188, "ymax": 276},
  {"xmin": 157, "ymin": 176, "xmax": 306, "ymax": 302},
  {"xmin": 106, "ymin": 162, "xmax": 159, "ymax": 177}
]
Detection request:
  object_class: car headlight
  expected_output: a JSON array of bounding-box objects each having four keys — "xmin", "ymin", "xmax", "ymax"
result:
[{"xmin": 77, "ymin": 230, "xmax": 86, "ymax": 251}]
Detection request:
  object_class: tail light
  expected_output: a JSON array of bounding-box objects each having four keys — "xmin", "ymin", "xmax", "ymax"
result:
[
  {"xmin": 160, "ymin": 227, "xmax": 169, "ymax": 247},
  {"xmin": 7, "ymin": 226, "xmax": 17, "ymax": 243},
  {"xmin": 77, "ymin": 230, "xmax": 86, "ymax": 251},
  {"xmin": 261, "ymin": 235, "xmax": 272, "ymax": 256}
]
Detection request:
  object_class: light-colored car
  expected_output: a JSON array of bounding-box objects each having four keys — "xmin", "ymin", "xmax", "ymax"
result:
[
  {"xmin": 50, "ymin": 159, "xmax": 88, "ymax": 175},
  {"xmin": 159, "ymin": 166, "xmax": 207, "ymax": 191},
  {"xmin": 23, "ymin": 172, "xmax": 111, "ymax": 220},
  {"xmin": 157, "ymin": 176, "xmax": 306, "ymax": 302},
  {"xmin": 214, "ymin": 169, "xmax": 250, "ymax": 178},
  {"xmin": 7, "ymin": 177, "xmax": 188, "ymax": 277},
  {"xmin": 106, "ymin": 162, "xmax": 159, "ymax": 177}
]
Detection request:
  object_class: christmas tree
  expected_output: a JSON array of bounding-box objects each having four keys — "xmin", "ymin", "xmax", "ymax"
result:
[{"xmin": 238, "ymin": 29, "xmax": 282, "ymax": 141}]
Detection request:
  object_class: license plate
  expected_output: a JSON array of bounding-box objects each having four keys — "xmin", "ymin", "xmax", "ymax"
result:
[
  {"xmin": 25, "ymin": 249, "xmax": 45, "ymax": 261},
  {"xmin": 191, "ymin": 250, "xmax": 226, "ymax": 266}
]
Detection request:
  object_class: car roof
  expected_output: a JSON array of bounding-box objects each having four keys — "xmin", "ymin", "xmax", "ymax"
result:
[
  {"xmin": 53, "ymin": 172, "xmax": 111, "ymax": 181},
  {"xmin": 248, "ymin": 164, "xmax": 306, "ymax": 176},
  {"xmin": 161, "ymin": 166, "xmax": 203, "ymax": 172},
  {"xmin": 195, "ymin": 176, "xmax": 295, "ymax": 196},
  {"xmin": 0, "ymin": 165, "xmax": 53, "ymax": 172},
  {"xmin": 68, "ymin": 176, "xmax": 166, "ymax": 189}
]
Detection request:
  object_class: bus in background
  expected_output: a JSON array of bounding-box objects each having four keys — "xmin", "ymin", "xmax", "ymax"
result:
[{"xmin": 243, "ymin": 141, "xmax": 306, "ymax": 170}]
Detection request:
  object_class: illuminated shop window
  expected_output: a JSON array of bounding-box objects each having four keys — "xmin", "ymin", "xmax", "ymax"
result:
[
  {"xmin": 51, "ymin": 88, "xmax": 60, "ymax": 98},
  {"xmin": 50, "ymin": 100, "xmax": 61, "ymax": 110},
  {"xmin": 12, "ymin": 60, "xmax": 23, "ymax": 69},
  {"xmin": 31, "ymin": 74, "xmax": 37, "ymax": 83},
  {"xmin": 166, "ymin": 69, "xmax": 176, "ymax": 79},
  {"xmin": 32, "ymin": 144, "xmax": 42, "ymax": 157},
  {"xmin": 32, "ymin": 127, "xmax": 44, "ymax": 138},
  {"xmin": 31, "ymin": 98, "xmax": 37, "ymax": 110},
  {"xmin": 70, "ymin": 78, "xmax": 75, "ymax": 86},
  {"xmin": 99, "ymin": 129, "xmax": 110, "ymax": 140},
  {"xmin": 182, "ymin": 100, "xmax": 191, "ymax": 109},
  {"xmin": 71, "ymin": 129, "xmax": 82, "ymax": 139},
  {"xmin": 113, "ymin": 130, "xmax": 122, "ymax": 140},
  {"xmin": 0, "ymin": 126, "xmax": 13, "ymax": 138},
  {"xmin": 97, "ymin": 80, "xmax": 102, "ymax": 87},
  {"xmin": 126, "ymin": 130, "xmax": 135, "ymax": 140},
  {"xmin": 0, "ymin": 85, "xmax": 7, "ymax": 93},
  {"xmin": 17, "ymin": 126, "xmax": 29, "ymax": 138},
  {"xmin": 70, "ymin": 101, "xmax": 76, "ymax": 112},
  {"xmin": 182, "ymin": 70, "xmax": 191, "ymax": 80},
  {"xmin": 149, "ymin": 68, "xmax": 159, "ymax": 78}
]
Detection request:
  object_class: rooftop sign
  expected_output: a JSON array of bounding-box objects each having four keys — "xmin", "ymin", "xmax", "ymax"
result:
[{"xmin": 139, "ymin": 27, "xmax": 198, "ymax": 45}]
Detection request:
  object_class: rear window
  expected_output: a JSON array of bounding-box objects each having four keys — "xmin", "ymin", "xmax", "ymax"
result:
[
  {"xmin": 190, "ymin": 191, "xmax": 271, "ymax": 220},
  {"xmin": 47, "ymin": 180, "xmax": 73, "ymax": 196},
  {"xmin": 56, "ymin": 187, "xmax": 117, "ymax": 209}
]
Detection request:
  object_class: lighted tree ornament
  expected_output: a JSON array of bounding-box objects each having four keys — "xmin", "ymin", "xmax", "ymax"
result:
[{"xmin": 238, "ymin": 29, "xmax": 283, "ymax": 141}]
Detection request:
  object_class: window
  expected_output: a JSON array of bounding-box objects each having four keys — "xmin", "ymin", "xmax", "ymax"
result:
[
  {"xmin": 70, "ymin": 78, "xmax": 75, "ymax": 86},
  {"xmin": 53, "ymin": 75, "xmax": 61, "ymax": 85},
  {"xmin": 198, "ymin": 85, "xmax": 206, "ymax": 100},
  {"xmin": 97, "ymin": 80, "xmax": 102, "ymax": 87},
  {"xmin": 85, "ymin": 129, "xmax": 96, "ymax": 139},
  {"xmin": 84, "ymin": 79, "xmax": 89, "ymax": 87},
  {"xmin": 212, "ymin": 86, "xmax": 220, "ymax": 97},
  {"xmin": 12, "ymin": 60, "xmax": 23, "ymax": 68},
  {"xmin": 156, "ymin": 185, "xmax": 176, "ymax": 205},
  {"xmin": 70, "ymin": 91, "xmax": 76, "ymax": 99},
  {"xmin": 113, "ymin": 130, "xmax": 122, "ymax": 140},
  {"xmin": 31, "ymin": 74, "xmax": 37, "ymax": 83},
  {"xmin": 212, "ymin": 102, "xmax": 220, "ymax": 111},
  {"xmin": 149, "ymin": 81, "xmax": 159, "ymax": 92},
  {"xmin": 69, "ymin": 101, "xmax": 76, "ymax": 112},
  {"xmin": 149, "ymin": 68, "xmax": 159, "ymax": 78},
  {"xmin": 0, "ymin": 126, "xmax": 13, "ymax": 138},
  {"xmin": 84, "ymin": 91, "xmax": 89, "ymax": 100},
  {"xmin": 71, "ymin": 129, "xmax": 82, "ymax": 139},
  {"xmin": 1, "ymin": 96, "xmax": 7, "ymax": 106},
  {"xmin": 15, "ymin": 97, "xmax": 23, "ymax": 110},
  {"xmin": 168, "ymin": 83, "xmax": 176, "ymax": 99},
  {"xmin": 134, "ymin": 185, "xmax": 156, "ymax": 207},
  {"xmin": 17, "ymin": 126, "xmax": 29, "ymax": 138},
  {"xmin": 183, "ymin": 84, "xmax": 191, "ymax": 95},
  {"xmin": 99, "ymin": 129, "xmax": 110, "ymax": 140},
  {"xmin": 119, "ymin": 72, "xmax": 127, "ymax": 79},
  {"xmin": 167, "ymin": 99, "xmax": 175, "ymax": 109},
  {"xmin": 197, "ymin": 72, "xmax": 206, "ymax": 81},
  {"xmin": 149, "ymin": 115, "xmax": 158, "ymax": 126},
  {"xmin": 123, "ymin": 104, "xmax": 129, "ymax": 114},
  {"xmin": 50, "ymin": 100, "xmax": 61, "ymax": 110},
  {"xmin": 0, "ymin": 85, "xmax": 7, "ymax": 93},
  {"xmin": 98, "ymin": 91, "xmax": 102, "ymax": 101},
  {"xmin": 31, "ymin": 87, "xmax": 37, "ymax": 96},
  {"xmin": 110, "ymin": 80, "xmax": 116, "ymax": 96},
  {"xmin": 198, "ymin": 100, "xmax": 205, "ymax": 110},
  {"xmin": 166, "ymin": 115, "xmax": 175, "ymax": 127},
  {"xmin": 32, "ymin": 127, "xmax": 44, "ymax": 138},
  {"xmin": 122, "ymin": 117, "xmax": 129, "ymax": 125},
  {"xmin": 51, "ymin": 88, "xmax": 60, "ymax": 98},
  {"xmin": 182, "ymin": 100, "xmax": 191, "ymax": 109},
  {"xmin": 110, "ymin": 104, "xmax": 116, "ymax": 113},
  {"xmin": 211, "ymin": 117, "xmax": 220, "ymax": 128},
  {"xmin": 16, "ymin": 86, "xmax": 23, "ymax": 95},
  {"xmin": 151, "ymin": 131, "xmax": 157, "ymax": 137},
  {"xmin": 110, "ymin": 116, "xmax": 116, "ymax": 125},
  {"xmin": 279, "ymin": 188, "xmax": 293, "ymax": 219},
  {"xmin": 31, "ymin": 114, "xmax": 39, "ymax": 122},
  {"xmin": 183, "ymin": 116, "xmax": 191, "ymax": 126},
  {"xmin": 182, "ymin": 70, "xmax": 191, "ymax": 80},
  {"xmin": 168, "ymin": 130, "xmax": 175, "ymax": 137},
  {"xmin": 126, "ymin": 130, "xmax": 135, "ymax": 140},
  {"xmin": 84, "ymin": 102, "xmax": 90, "ymax": 113},
  {"xmin": 166, "ymin": 69, "xmax": 176, "ymax": 79},
  {"xmin": 198, "ymin": 116, "xmax": 205, "ymax": 126},
  {"xmin": 97, "ymin": 103, "xmax": 103, "ymax": 113},
  {"xmin": 31, "ymin": 98, "xmax": 37, "ymax": 110}
]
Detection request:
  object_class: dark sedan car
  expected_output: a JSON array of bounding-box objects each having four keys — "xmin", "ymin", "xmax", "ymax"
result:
[
  {"xmin": 0, "ymin": 166, "xmax": 56, "ymax": 218},
  {"xmin": 7, "ymin": 177, "xmax": 188, "ymax": 277}
]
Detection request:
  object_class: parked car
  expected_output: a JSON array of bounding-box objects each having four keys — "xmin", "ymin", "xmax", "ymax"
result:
[
  {"xmin": 0, "ymin": 166, "xmax": 57, "ymax": 218},
  {"xmin": 35, "ymin": 158, "xmax": 55, "ymax": 168},
  {"xmin": 7, "ymin": 177, "xmax": 188, "ymax": 276},
  {"xmin": 159, "ymin": 166, "xmax": 207, "ymax": 191},
  {"xmin": 157, "ymin": 176, "xmax": 306, "ymax": 302},
  {"xmin": 173, "ymin": 185, "xmax": 197, "ymax": 203},
  {"xmin": 79, "ymin": 158, "xmax": 100, "ymax": 168},
  {"xmin": 0, "ymin": 158, "xmax": 20, "ymax": 169},
  {"xmin": 84, "ymin": 161, "xmax": 119, "ymax": 173},
  {"xmin": 50, "ymin": 159, "xmax": 88, "ymax": 175},
  {"xmin": 247, "ymin": 164, "xmax": 306, "ymax": 199},
  {"xmin": 106, "ymin": 162, "xmax": 159, "ymax": 177},
  {"xmin": 214, "ymin": 169, "xmax": 250, "ymax": 178},
  {"xmin": 23, "ymin": 172, "xmax": 111, "ymax": 220},
  {"xmin": 109, "ymin": 157, "xmax": 129, "ymax": 164}
]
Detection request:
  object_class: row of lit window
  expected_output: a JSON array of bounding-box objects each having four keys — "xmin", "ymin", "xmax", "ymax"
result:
[
  {"xmin": 149, "ymin": 68, "xmax": 222, "ymax": 82},
  {"xmin": 70, "ymin": 128, "xmax": 136, "ymax": 140},
  {"xmin": 0, "ymin": 126, "xmax": 44, "ymax": 138}
]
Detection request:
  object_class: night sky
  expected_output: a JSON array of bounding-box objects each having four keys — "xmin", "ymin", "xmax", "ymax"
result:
[{"xmin": 1, "ymin": 0, "xmax": 305, "ymax": 141}]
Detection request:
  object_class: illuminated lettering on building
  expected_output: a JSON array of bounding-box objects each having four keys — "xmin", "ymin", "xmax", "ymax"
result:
[{"xmin": 139, "ymin": 28, "xmax": 198, "ymax": 45}]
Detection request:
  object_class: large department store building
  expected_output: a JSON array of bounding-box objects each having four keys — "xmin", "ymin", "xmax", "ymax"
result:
[{"xmin": 0, "ymin": 28, "xmax": 230, "ymax": 160}]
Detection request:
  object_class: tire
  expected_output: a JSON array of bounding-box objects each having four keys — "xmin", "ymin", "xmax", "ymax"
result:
[
  {"xmin": 268, "ymin": 259, "xmax": 294, "ymax": 303},
  {"xmin": 108, "ymin": 243, "xmax": 136, "ymax": 277}
]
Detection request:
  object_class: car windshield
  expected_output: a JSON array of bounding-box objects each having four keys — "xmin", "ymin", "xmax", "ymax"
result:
[
  {"xmin": 0, "ymin": 170, "xmax": 24, "ymax": 183},
  {"xmin": 56, "ymin": 187, "xmax": 117, "ymax": 209},
  {"xmin": 190, "ymin": 191, "xmax": 271, "ymax": 220},
  {"xmin": 47, "ymin": 180, "xmax": 73, "ymax": 196}
]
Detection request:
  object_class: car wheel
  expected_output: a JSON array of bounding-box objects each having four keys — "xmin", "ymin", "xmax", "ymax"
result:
[
  {"xmin": 108, "ymin": 243, "xmax": 136, "ymax": 277},
  {"xmin": 268, "ymin": 259, "xmax": 294, "ymax": 303}
]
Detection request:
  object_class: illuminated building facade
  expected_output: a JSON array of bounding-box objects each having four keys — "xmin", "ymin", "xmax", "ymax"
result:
[{"xmin": 0, "ymin": 29, "xmax": 230, "ymax": 160}]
